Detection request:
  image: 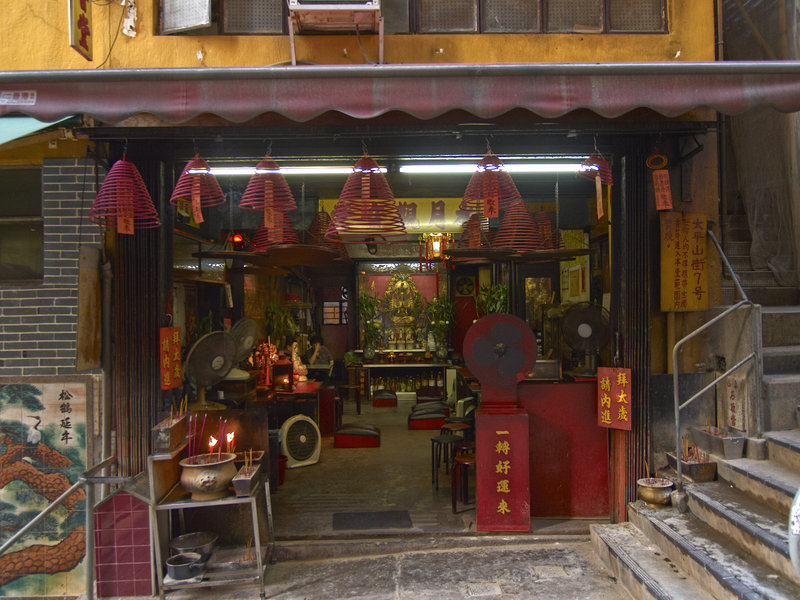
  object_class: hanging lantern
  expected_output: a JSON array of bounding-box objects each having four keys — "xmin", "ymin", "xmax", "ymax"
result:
[
  {"xmin": 169, "ymin": 154, "xmax": 225, "ymax": 225},
  {"xmin": 238, "ymin": 155, "xmax": 297, "ymax": 227},
  {"xmin": 459, "ymin": 152, "xmax": 522, "ymax": 218},
  {"xmin": 325, "ymin": 154, "xmax": 406, "ymax": 243},
  {"xmin": 89, "ymin": 155, "xmax": 160, "ymax": 233}
]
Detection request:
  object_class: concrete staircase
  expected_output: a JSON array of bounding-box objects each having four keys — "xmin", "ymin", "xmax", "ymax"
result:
[{"xmin": 592, "ymin": 216, "xmax": 800, "ymax": 599}]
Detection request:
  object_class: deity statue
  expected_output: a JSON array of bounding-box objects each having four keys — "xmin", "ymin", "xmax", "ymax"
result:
[{"xmin": 384, "ymin": 272, "xmax": 420, "ymax": 329}]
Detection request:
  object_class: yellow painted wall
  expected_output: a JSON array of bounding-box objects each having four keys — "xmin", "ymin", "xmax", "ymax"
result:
[{"xmin": 0, "ymin": 1, "xmax": 714, "ymax": 71}]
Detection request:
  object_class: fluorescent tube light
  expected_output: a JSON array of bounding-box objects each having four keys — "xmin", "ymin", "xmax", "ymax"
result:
[
  {"xmin": 189, "ymin": 166, "xmax": 386, "ymax": 176},
  {"xmin": 398, "ymin": 163, "xmax": 588, "ymax": 174}
]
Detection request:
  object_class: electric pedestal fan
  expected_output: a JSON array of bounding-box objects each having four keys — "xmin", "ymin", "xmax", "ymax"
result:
[
  {"xmin": 184, "ymin": 331, "xmax": 237, "ymax": 411},
  {"xmin": 226, "ymin": 317, "xmax": 260, "ymax": 380},
  {"xmin": 281, "ymin": 414, "xmax": 321, "ymax": 468},
  {"xmin": 561, "ymin": 302, "xmax": 611, "ymax": 376}
]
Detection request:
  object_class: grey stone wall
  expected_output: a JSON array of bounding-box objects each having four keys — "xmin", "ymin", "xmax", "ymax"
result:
[{"xmin": 0, "ymin": 158, "xmax": 102, "ymax": 376}]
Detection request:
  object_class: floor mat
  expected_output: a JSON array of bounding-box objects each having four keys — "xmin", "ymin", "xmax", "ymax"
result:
[{"xmin": 332, "ymin": 510, "xmax": 413, "ymax": 530}]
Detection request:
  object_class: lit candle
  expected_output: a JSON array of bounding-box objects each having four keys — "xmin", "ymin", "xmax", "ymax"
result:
[
  {"xmin": 208, "ymin": 435, "xmax": 218, "ymax": 454},
  {"xmin": 226, "ymin": 432, "xmax": 235, "ymax": 454}
]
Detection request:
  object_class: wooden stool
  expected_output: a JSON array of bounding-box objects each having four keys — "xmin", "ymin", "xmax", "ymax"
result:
[
  {"xmin": 339, "ymin": 384, "xmax": 361, "ymax": 415},
  {"xmin": 430, "ymin": 434, "xmax": 460, "ymax": 490},
  {"xmin": 440, "ymin": 422, "xmax": 472, "ymax": 441},
  {"xmin": 451, "ymin": 452, "xmax": 476, "ymax": 513}
]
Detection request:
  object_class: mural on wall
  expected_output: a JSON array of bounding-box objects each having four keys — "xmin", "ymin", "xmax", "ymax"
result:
[{"xmin": 0, "ymin": 379, "xmax": 89, "ymax": 597}]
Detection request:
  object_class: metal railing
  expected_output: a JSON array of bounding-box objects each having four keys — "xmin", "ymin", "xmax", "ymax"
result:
[
  {"xmin": 0, "ymin": 456, "xmax": 133, "ymax": 600},
  {"xmin": 672, "ymin": 229, "xmax": 762, "ymax": 490}
]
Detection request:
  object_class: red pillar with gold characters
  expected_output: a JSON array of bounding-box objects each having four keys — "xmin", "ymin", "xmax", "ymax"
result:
[{"xmin": 463, "ymin": 314, "xmax": 537, "ymax": 532}]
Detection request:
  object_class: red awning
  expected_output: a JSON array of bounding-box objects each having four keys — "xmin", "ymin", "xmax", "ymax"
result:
[{"xmin": 2, "ymin": 62, "xmax": 800, "ymax": 124}]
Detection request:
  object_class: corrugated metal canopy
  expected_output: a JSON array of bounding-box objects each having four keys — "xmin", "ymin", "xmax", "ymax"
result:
[{"xmin": 2, "ymin": 62, "xmax": 800, "ymax": 124}]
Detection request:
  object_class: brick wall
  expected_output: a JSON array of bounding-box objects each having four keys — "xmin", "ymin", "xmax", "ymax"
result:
[{"xmin": 0, "ymin": 158, "xmax": 102, "ymax": 376}]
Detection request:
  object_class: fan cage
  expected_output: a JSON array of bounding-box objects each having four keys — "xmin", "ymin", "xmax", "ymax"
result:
[{"xmin": 285, "ymin": 419, "xmax": 319, "ymax": 461}]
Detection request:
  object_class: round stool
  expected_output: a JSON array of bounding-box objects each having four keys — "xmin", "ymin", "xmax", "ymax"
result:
[
  {"xmin": 440, "ymin": 422, "xmax": 471, "ymax": 440},
  {"xmin": 430, "ymin": 434, "xmax": 459, "ymax": 490},
  {"xmin": 451, "ymin": 452, "xmax": 476, "ymax": 513}
]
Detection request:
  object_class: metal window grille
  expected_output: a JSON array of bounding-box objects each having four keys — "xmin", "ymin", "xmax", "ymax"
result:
[
  {"xmin": 224, "ymin": 0, "xmax": 284, "ymax": 33},
  {"xmin": 418, "ymin": 0, "xmax": 478, "ymax": 32},
  {"xmin": 608, "ymin": 0, "xmax": 665, "ymax": 32},
  {"xmin": 483, "ymin": 0, "xmax": 539, "ymax": 32},
  {"xmin": 546, "ymin": 0, "xmax": 602, "ymax": 33},
  {"xmin": 161, "ymin": 0, "xmax": 212, "ymax": 34}
]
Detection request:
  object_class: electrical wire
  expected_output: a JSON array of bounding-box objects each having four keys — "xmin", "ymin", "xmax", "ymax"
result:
[{"xmin": 96, "ymin": 0, "xmax": 128, "ymax": 69}]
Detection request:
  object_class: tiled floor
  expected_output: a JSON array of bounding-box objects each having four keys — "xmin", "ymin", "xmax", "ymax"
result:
[{"xmin": 270, "ymin": 393, "xmax": 476, "ymax": 539}]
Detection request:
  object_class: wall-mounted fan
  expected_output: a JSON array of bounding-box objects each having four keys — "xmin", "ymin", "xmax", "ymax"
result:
[
  {"xmin": 226, "ymin": 317, "xmax": 260, "ymax": 380},
  {"xmin": 184, "ymin": 331, "xmax": 237, "ymax": 410},
  {"xmin": 281, "ymin": 414, "xmax": 321, "ymax": 468},
  {"xmin": 561, "ymin": 302, "xmax": 610, "ymax": 376}
]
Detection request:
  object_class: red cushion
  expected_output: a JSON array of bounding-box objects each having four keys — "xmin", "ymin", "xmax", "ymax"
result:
[{"xmin": 408, "ymin": 414, "xmax": 446, "ymax": 430}]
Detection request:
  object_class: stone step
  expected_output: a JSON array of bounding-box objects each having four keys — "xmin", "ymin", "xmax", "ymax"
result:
[
  {"xmin": 720, "ymin": 286, "xmax": 800, "ymax": 307},
  {"xmin": 723, "ymin": 239, "xmax": 751, "ymax": 257},
  {"xmin": 723, "ymin": 255, "xmax": 754, "ymax": 273},
  {"xmin": 762, "ymin": 345, "xmax": 800, "ymax": 374},
  {"xmin": 761, "ymin": 307, "xmax": 800, "ymax": 346},
  {"xmin": 591, "ymin": 521, "xmax": 714, "ymax": 600},
  {"xmin": 686, "ymin": 482, "xmax": 797, "ymax": 585},
  {"xmin": 724, "ymin": 213, "xmax": 750, "ymax": 232},
  {"xmin": 764, "ymin": 429, "xmax": 800, "ymax": 473},
  {"xmin": 629, "ymin": 501, "xmax": 800, "ymax": 600},
  {"xmin": 720, "ymin": 270, "xmax": 778, "ymax": 287},
  {"xmin": 762, "ymin": 373, "xmax": 800, "ymax": 431},
  {"xmin": 716, "ymin": 455, "xmax": 800, "ymax": 516}
]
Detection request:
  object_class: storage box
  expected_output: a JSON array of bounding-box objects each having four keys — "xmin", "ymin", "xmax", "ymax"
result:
[
  {"xmin": 151, "ymin": 414, "xmax": 187, "ymax": 453},
  {"xmin": 666, "ymin": 452, "xmax": 717, "ymax": 482},
  {"xmin": 525, "ymin": 360, "xmax": 562, "ymax": 381},
  {"xmin": 232, "ymin": 464, "xmax": 262, "ymax": 497},
  {"xmin": 689, "ymin": 426, "xmax": 745, "ymax": 459}
]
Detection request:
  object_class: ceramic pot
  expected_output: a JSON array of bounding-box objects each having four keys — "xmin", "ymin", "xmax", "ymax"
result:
[
  {"xmin": 165, "ymin": 552, "xmax": 203, "ymax": 580},
  {"xmin": 179, "ymin": 453, "xmax": 237, "ymax": 501},
  {"xmin": 637, "ymin": 477, "xmax": 674, "ymax": 508}
]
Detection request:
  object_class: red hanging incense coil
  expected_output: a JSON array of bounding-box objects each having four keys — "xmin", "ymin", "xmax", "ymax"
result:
[
  {"xmin": 307, "ymin": 210, "xmax": 349, "ymax": 260},
  {"xmin": 457, "ymin": 213, "xmax": 491, "ymax": 249},
  {"xmin": 578, "ymin": 153, "xmax": 613, "ymax": 185},
  {"xmin": 238, "ymin": 155, "xmax": 297, "ymax": 224},
  {"xmin": 459, "ymin": 152, "xmax": 522, "ymax": 216},
  {"xmin": 169, "ymin": 154, "xmax": 226, "ymax": 219},
  {"xmin": 492, "ymin": 200, "xmax": 543, "ymax": 253},
  {"xmin": 89, "ymin": 155, "xmax": 160, "ymax": 230},
  {"xmin": 250, "ymin": 212, "xmax": 299, "ymax": 249},
  {"xmin": 325, "ymin": 154, "xmax": 406, "ymax": 243}
]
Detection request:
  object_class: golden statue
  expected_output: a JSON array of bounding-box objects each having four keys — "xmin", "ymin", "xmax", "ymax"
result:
[{"xmin": 384, "ymin": 272, "xmax": 419, "ymax": 327}]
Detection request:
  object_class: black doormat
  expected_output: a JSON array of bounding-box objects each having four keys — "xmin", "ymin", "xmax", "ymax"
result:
[{"xmin": 332, "ymin": 510, "xmax": 412, "ymax": 530}]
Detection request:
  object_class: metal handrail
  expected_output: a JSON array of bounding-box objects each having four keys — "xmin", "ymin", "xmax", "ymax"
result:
[
  {"xmin": 672, "ymin": 229, "xmax": 761, "ymax": 490},
  {"xmin": 0, "ymin": 455, "xmax": 132, "ymax": 600}
]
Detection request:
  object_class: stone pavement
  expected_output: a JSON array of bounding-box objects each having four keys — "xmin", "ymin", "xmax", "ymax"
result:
[{"xmin": 152, "ymin": 535, "xmax": 628, "ymax": 600}]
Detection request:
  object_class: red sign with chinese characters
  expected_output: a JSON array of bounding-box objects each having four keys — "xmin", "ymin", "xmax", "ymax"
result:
[
  {"xmin": 159, "ymin": 327, "xmax": 183, "ymax": 390},
  {"xmin": 476, "ymin": 410, "xmax": 530, "ymax": 531},
  {"xmin": 596, "ymin": 367, "xmax": 633, "ymax": 431},
  {"xmin": 69, "ymin": 0, "xmax": 93, "ymax": 61},
  {"xmin": 652, "ymin": 169, "xmax": 673, "ymax": 211}
]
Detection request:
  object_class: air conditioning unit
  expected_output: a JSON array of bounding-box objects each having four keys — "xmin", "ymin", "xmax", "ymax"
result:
[{"xmin": 288, "ymin": 0, "xmax": 381, "ymax": 33}]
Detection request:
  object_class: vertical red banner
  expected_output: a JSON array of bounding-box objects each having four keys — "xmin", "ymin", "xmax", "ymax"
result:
[
  {"xmin": 596, "ymin": 367, "xmax": 633, "ymax": 431},
  {"xmin": 476, "ymin": 410, "xmax": 530, "ymax": 532},
  {"xmin": 652, "ymin": 169, "xmax": 673, "ymax": 210},
  {"xmin": 159, "ymin": 327, "xmax": 182, "ymax": 390}
]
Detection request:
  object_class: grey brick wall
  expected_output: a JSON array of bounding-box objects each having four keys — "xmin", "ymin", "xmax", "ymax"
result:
[{"xmin": 0, "ymin": 158, "xmax": 102, "ymax": 376}]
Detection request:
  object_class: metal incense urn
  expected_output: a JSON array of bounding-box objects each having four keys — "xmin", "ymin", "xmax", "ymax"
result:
[{"xmin": 179, "ymin": 452, "xmax": 237, "ymax": 501}]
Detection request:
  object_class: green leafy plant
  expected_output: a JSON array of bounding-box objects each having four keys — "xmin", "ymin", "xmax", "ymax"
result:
[
  {"xmin": 425, "ymin": 295, "xmax": 454, "ymax": 345},
  {"xmin": 358, "ymin": 291, "xmax": 384, "ymax": 349},
  {"xmin": 477, "ymin": 283, "xmax": 510, "ymax": 316},
  {"xmin": 264, "ymin": 301, "xmax": 295, "ymax": 350}
]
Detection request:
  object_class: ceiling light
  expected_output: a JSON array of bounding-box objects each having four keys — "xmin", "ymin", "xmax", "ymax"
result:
[
  {"xmin": 190, "ymin": 166, "xmax": 386, "ymax": 176},
  {"xmin": 398, "ymin": 162, "xmax": 587, "ymax": 174}
]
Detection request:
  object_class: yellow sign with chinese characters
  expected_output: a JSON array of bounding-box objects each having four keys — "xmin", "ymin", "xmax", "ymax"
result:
[
  {"xmin": 660, "ymin": 212, "xmax": 708, "ymax": 312},
  {"xmin": 68, "ymin": 0, "xmax": 93, "ymax": 61}
]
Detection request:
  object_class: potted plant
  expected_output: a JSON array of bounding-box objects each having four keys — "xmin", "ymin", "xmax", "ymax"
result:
[
  {"xmin": 264, "ymin": 301, "xmax": 295, "ymax": 351},
  {"xmin": 358, "ymin": 290, "xmax": 383, "ymax": 359},
  {"xmin": 425, "ymin": 295, "xmax": 454, "ymax": 358},
  {"xmin": 477, "ymin": 283, "xmax": 510, "ymax": 316}
]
